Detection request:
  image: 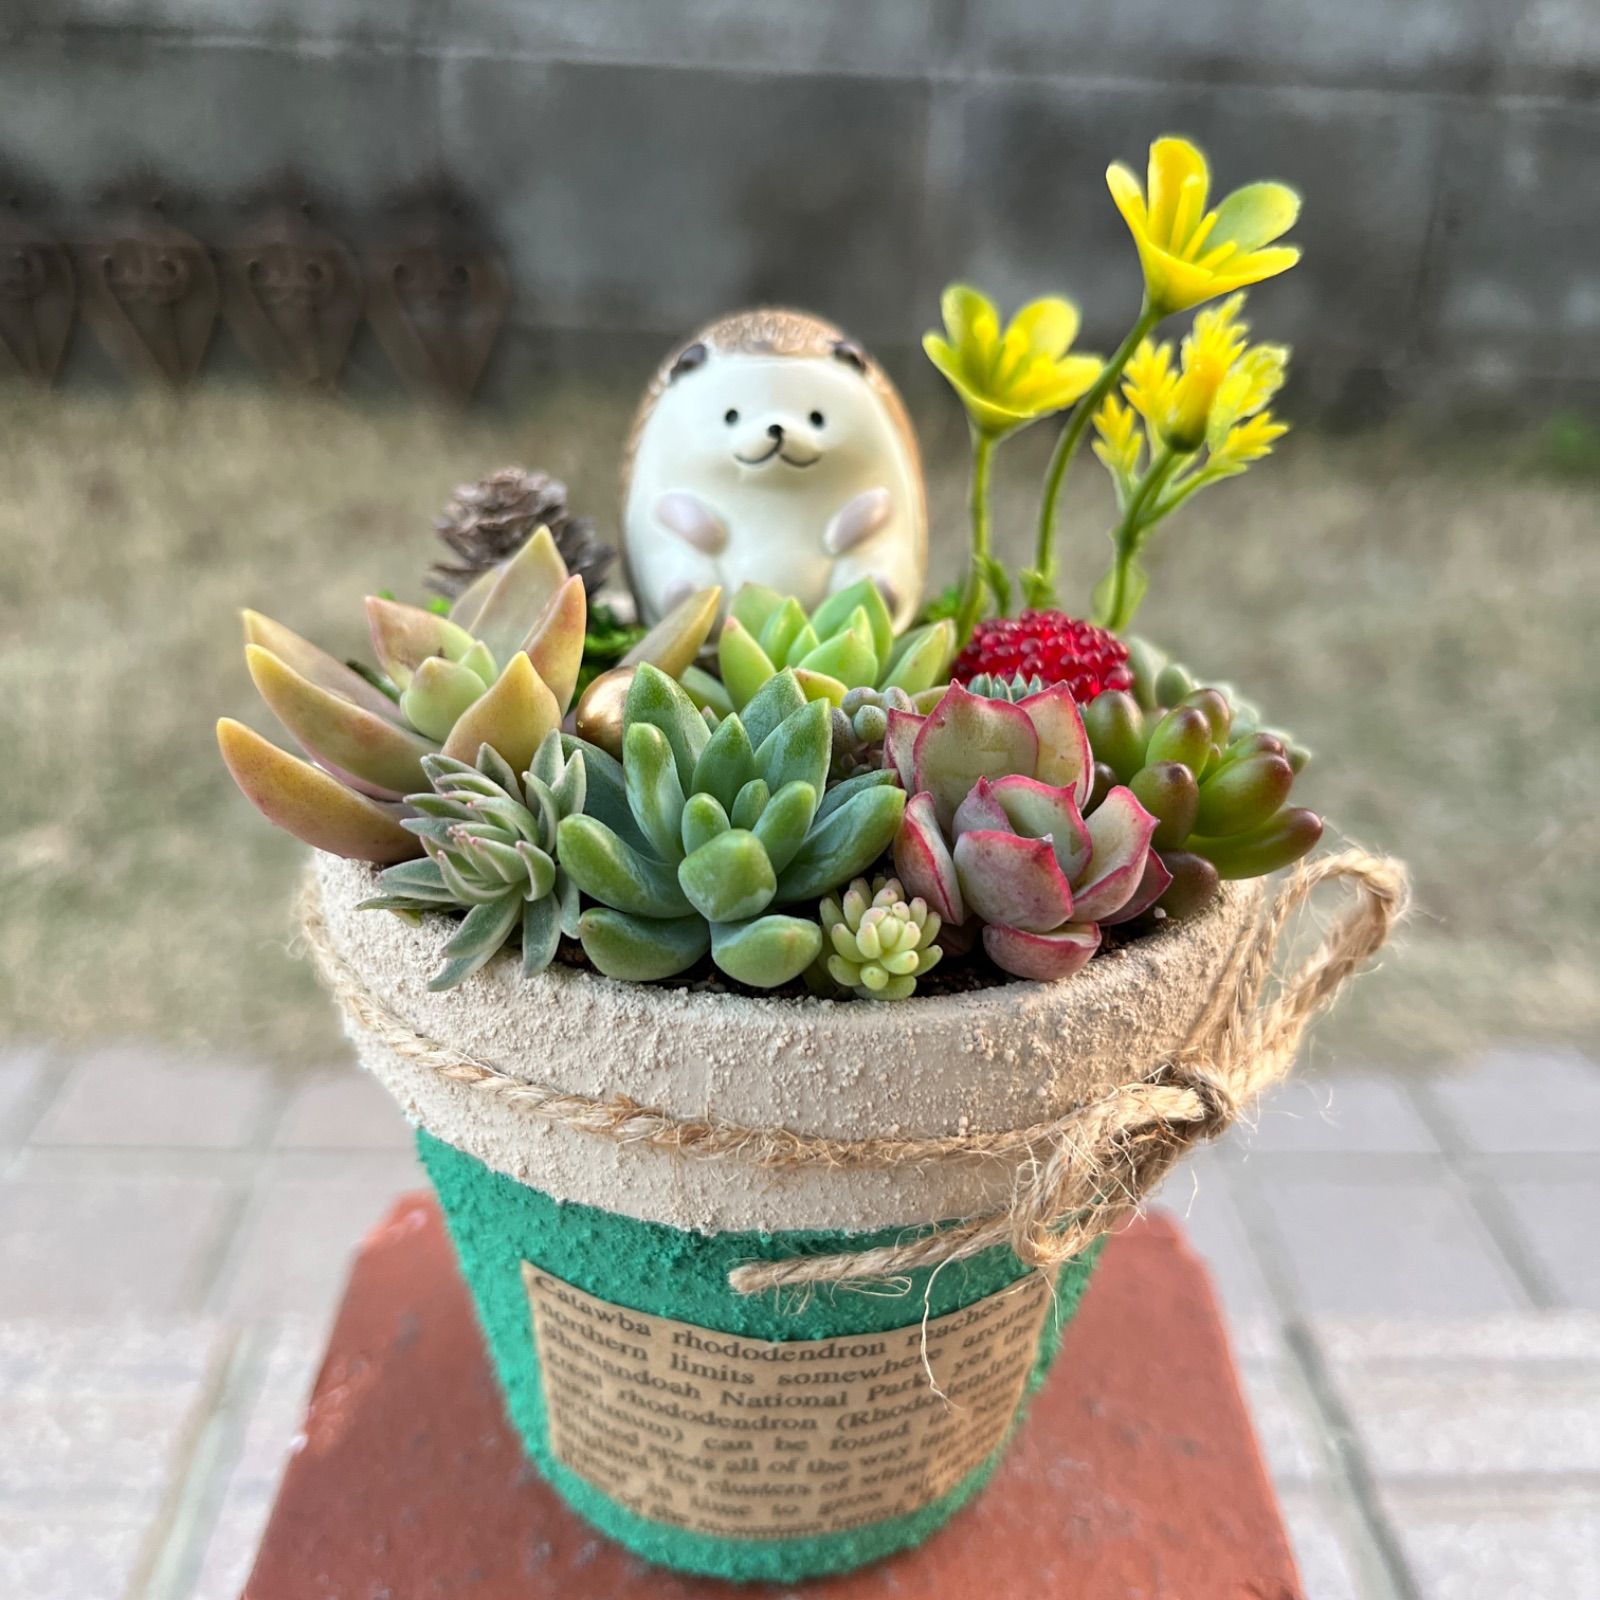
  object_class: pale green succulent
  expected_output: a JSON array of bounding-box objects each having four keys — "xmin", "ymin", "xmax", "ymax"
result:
[
  {"xmin": 558, "ymin": 665, "xmax": 907, "ymax": 989},
  {"xmin": 829, "ymin": 685, "xmax": 917, "ymax": 780},
  {"xmin": 682, "ymin": 578, "xmax": 956, "ymax": 718},
  {"xmin": 817, "ymin": 876, "xmax": 942, "ymax": 1001},
  {"xmin": 962, "ymin": 672, "xmax": 1050, "ymax": 704},
  {"xmin": 358, "ymin": 732, "xmax": 584, "ymax": 990}
]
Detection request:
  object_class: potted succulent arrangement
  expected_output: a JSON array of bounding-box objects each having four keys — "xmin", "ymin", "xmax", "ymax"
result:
[{"xmin": 217, "ymin": 135, "xmax": 1405, "ymax": 1584}]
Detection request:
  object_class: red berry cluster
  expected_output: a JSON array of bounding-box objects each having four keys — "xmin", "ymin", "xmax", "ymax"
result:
[{"xmin": 952, "ymin": 611, "xmax": 1134, "ymax": 702}]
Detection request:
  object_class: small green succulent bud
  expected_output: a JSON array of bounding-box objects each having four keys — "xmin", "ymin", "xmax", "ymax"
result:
[
  {"xmin": 830, "ymin": 685, "xmax": 916, "ymax": 780},
  {"xmin": 818, "ymin": 876, "xmax": 943, "ymax": 1001}
]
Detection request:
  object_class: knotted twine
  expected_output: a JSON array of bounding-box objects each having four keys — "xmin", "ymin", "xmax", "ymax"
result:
[{"xmin": 296, "ymin": 848, "xmax": 1407, "ymax": 1296}]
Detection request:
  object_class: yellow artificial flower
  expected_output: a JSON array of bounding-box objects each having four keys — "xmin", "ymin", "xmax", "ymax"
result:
[
  {"xmin": 1120, "ymin": 295, "xmax": 1288, "ymax": 457},
  {"xmin": 1107, "ymin": 136, "xmax": 1301, "ymax": 315},
  {"xmin": 1121, "ymin": 336, "xmax": 1177, "ymax": 428},
  {"xmin": 924, "ymin": 285, "xmax": 1103, "ymax": 439},
  {"xmin": 1091, "ymin": 392, "xmax": 1142, "ymax": 488}
]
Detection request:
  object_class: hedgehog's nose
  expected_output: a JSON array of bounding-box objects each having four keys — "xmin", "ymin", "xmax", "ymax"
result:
[{"xmin": 766, "ymin": 423, "xmax": 785, "ymax": 441}]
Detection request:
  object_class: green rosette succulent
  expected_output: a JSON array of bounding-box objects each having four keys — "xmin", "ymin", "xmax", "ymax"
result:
[
  {"xmin": 217, "ymin": 529, "xmax": 718, "ymax": 864},
  {"xmin": 682, "ymin": 578, "xmax": 956, "ymax": 718},
  {"xmin": 1083, "ymin": 664, "xmax": 1321, "ymax": 916},
  {"xmin": 815, "ymin": 876, "xmax": 942, "ymax": 1001},
  {"xmin": 357, "ymin": 732, "xmax": 584, "ymax": 990},
  {"xmin": 558, "ymin": 665, "xmax": 907, "ymax": 989}
]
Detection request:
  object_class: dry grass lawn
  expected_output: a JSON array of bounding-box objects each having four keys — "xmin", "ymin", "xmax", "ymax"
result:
[{"xmin": 2, "ymin": 381, "xmax": 1595, "ymax": 1069}]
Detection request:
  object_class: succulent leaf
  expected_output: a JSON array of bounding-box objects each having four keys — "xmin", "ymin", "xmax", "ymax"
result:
[
  {"xmin": 954, "ymin": 829, "xmax": 1077, "ymax": 933},
  {"xmin": 911, "ymin": 683, "xmax": 1040, "ymax": 830},
  {"xmin": 691, "ymin": 714, "xmax": 758, "ymax": 813},
  {"xmin": 365, "ymin": 598, "xmax": 479, "ymax": 692},
  {"xmin": 521, "ymin": 575, "xmax": 586, "ymax": 712},
  {"xmin": 558, "ymin": 813, "xmax": 693, "ymax": 917},
  {"xmin": 773, "ymin": 782, "xmax": 905, "ymax": 903},
  {"xmin": 752, "ymin": 780, "xmax": 817, "ymax": 876},
  {"xmin": 892, "ymin": 790, "xmax": 965, "ymax": 923},
  {"xmin": 709, "ymin": 915, "xmax": 823, "ymax": 989},
  {"xmin": 1072, "ymin": 786, "xmax": 1161, "ymax": 921},
  {"xmin": 753, "ymin": 696, "xmax": 831, "ymax": 803},
  {"xmin": 624, "ymin": 722, "xmax": 690, "ymax": 864},
  {"xmin": 439, "ymin": 652, "xmax": 561, "ymax": 776},
  {"xmin": 678, "ymin": 829, "xmax": 777, "ymax": 923},
  {"xmin": 243, "ymin": 611, "xmax": 400, "ymax": 719},
  {"xmin": 578, "ymin": 908, "xmax": 712, "ymax": 980},
  {"xmin": 458, "ymin": 526, "xmax": 569, "ymax": 666},
  {"xmin": 1018, "ymin": 683, "xmax": 1094, "ymax": 807},
  {"xmin": 981, "ymin": 921, "xmax": 1100, "ymax": 982},
  {"xmin": 401, "ymin": 656, "xmax": 492, "ymax": 744},
  {"xmin": 216, "ymin": 719, "xmax": 418, "ymax": 863},
  {"xmin": 681, "ymin": 792, "xmax": 732, "ymax": 856},
  {"xmin": 624, "ymin": 664, "xmax": 710, "ymax": 793},
  {"xmin": 246, "ymin": 644, "xmax": 435, "ymax": 798},
  {"xmin": 816, "ymin": 874, "xmax": 942, "ymax": 1000}
]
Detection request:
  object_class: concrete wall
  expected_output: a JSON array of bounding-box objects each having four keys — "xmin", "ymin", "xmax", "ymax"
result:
[{"xmin": 1, "ymin": 1, "xmax": 1595, "ymax": 405}]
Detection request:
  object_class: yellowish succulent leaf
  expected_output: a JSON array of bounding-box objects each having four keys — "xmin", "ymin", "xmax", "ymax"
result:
[
  {"xmin": 440, "ymin": 651, "xmax": 560, "ymax": 776},
  {"xmin": 621, "ymin": 584, "xmax": 722, "ymax": 677},
  {"xmin": 216, "ymin": 718, "xmax": 418, "ymax": 863}
]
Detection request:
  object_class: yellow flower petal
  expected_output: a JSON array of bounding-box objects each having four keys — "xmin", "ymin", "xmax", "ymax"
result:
[
  {"xmin": 1106, "ymin": 162, "xmax": 1148, "ymax": 233},
  {"xmin": 1146, "ymin": 136, "xmax": 1210, "ymax": 248},
  {"xmin": 1208, "ymin": 182, "xmax": 1301, "ymax": 254},
  {"xmin": 1010, "ymin": 296, "xmax": 1081, "ymax": 360}
]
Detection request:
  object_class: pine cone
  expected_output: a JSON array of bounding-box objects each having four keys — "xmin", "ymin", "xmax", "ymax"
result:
[{"xmin": 428, "ymin": 466, "xmax": 615, "ymax": 598}]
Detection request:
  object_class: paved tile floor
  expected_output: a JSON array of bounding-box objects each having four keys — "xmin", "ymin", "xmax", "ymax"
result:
[{"xmin": 0, "ymin": 1041, "xmax": 1595, "ymax": 1598}]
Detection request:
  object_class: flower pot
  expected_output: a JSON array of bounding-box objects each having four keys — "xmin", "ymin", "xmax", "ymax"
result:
[{"xmin": 311, "ymin": 852, "xmax": 1263, "ymax": 1583}]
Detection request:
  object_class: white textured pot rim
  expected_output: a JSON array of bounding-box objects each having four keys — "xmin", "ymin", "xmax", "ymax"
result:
[{"xmin": 315, "ymin": 852, "xmax": 1262, "ymax": 1232}]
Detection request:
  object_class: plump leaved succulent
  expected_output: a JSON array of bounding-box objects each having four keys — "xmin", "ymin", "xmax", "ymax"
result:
[
  {"xmin": 218, "ymin": 530, "xmax": 717, "ymax": 863},
  {"xmin": 357, "ymin": 733, "xmax": 585, "ymax": 990},
  {"xmin": 682, "ymin": 579, "xmax": 956, "ymax": 718},
  {"xmin": 1124, "ymin": 636, "xmax": 1310, "ymax": 772},
  {"xmin": 829, "ymin": 685, "xmax": 917, "ymax": 780},
  {"xmin": 815, "ymin": 876, "xmax": 942, "ymax": 1000},
  {"xmin": 1084, "ymin": 656, "xmax": 1321, "ymax": 916},
  {"xmin": 557, "ymin": 665, "xmax": 907, "ymax": 988},
  {"xmin": 888, "ymin": 683, "xmax": 1169, "ymax": 980}
]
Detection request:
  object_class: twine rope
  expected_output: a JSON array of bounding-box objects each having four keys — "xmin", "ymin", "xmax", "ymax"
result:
[{"xmin": 296, "ymin": 848, "xmax": 1407, "ymax": 1295}]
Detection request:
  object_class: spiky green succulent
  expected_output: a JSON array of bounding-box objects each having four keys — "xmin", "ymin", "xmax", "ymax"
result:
[
  {"xmin": 962, "ymin": 671, "xmax": 1049, "ymax": 704},
  {"xmin": 217, "ymin": 530, "xmax": 718, "ymax": 864},
  {"xmin": 357, "ymin": 733, "xmax": 585, "ymax": 990},
  {"xmin": 829, "ymin": 685, "xmax": 917, "ymax": 780},
  {"xmin": 1084, "ymin": 673, "xmax": 1321, "ymax": 916},
  {"xmin": 681, "ymin": 578, "xmax": 956, "ymax": 719},
  {"xmin": 557, "ymin": 665, "xmax": 907, "ymax": 989},
  {"xmin": 815, "ymin": 876, "xmax": 942, "ymax": 1001}
]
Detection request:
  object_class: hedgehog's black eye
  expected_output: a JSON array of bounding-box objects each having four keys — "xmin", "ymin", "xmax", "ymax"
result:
[
  {"xmin": 724, "ymin": 408, "xmax": 739, "ymax": 425},
  {"xmin": 809, "ymin": 410, "xmax": 825, "ymax": 428}
]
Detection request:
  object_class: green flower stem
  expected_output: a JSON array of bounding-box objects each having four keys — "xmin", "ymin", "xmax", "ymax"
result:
[
  {"xmin": 1100, "ymin": 445, "xmax": 1182, "ymax": 631},
  {"xmin": 955, "ymin": 427, "xmax": 998, "ymax": 646},
  {"xmin": 1028, "ymin": 299, "xmax": 1162, "ymax": 609}
]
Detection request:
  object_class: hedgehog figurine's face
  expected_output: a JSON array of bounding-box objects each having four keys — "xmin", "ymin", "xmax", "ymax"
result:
[
  {"xmin": 658, "ymin": 348, "xmax": 887, "ymax": 493},
  {"xmin": 623, "ymin": 312, "xmax": 927, "ymax": 629}
]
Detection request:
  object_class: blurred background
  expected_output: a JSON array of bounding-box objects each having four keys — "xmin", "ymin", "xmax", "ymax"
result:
[{"xmin": 0, "ymin": 6, "xmax": 1596, "ymax": 1598}]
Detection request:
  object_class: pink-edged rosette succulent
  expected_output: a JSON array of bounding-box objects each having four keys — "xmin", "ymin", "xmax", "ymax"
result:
[{"xmin": 887, "ymin": 683, "xmax": 1171, "ymax": 980}]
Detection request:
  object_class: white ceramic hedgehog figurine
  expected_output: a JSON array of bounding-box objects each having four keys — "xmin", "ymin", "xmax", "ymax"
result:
[{"xmin": 620, "ymin": 308, "xmax": 928, "ymax": 630}]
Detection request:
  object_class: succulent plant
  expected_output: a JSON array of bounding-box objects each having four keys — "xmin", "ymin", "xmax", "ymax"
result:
[
  {"xmin": 829, "ymin": 685, "xmax": 917, "ymax": 781},
  {"xmin": 681, "ymin": 578, "xmax": 956, "ymax": 719},
  {"xmin": 815, "ymin": 876, "xmax": 942, "ymax": 1000},
  {"xmin": 218, "ymin": 529, "xmax": 718, "ymax": 862},
  {"xmin": 558, "ymin": 665, "xmax": 907, "ymax": 988},
  {"xmin": 887, "ymin": 683, "xmax": 1170, "ymax": 980},
  {"xmin": 963, "ymin": 671, "xmax": 1049, "ymax": 704},
  {"xmin": 358, "ymin": 733, "xmax": 584, "ymax": 990},
  {"xmin": 1124, "ymin": 636, "xmax": 1309, "ymax": 772},
  {"xmin": 1083, "ymin": 664, "xmax": 1321, "ymax": 916}
]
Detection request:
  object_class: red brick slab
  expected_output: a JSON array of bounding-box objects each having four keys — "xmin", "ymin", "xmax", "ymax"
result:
[{"xmin": 243, "ymin": 1195, "xmax": 1302, "ymax": 1599}]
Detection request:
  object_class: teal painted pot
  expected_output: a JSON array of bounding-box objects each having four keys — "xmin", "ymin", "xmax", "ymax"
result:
[
  {"xmin": 420, "ymin": 1129, "xmax": 1102, "ymax": 1581},
  {"xmin": 313, "ymin": 854, "xmax": 1260, "ymax": 1582}
]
